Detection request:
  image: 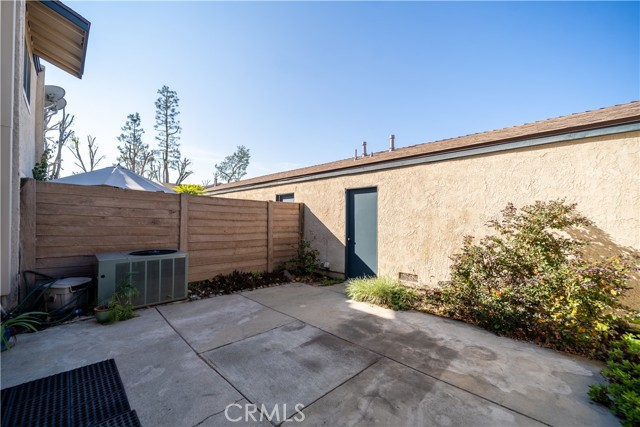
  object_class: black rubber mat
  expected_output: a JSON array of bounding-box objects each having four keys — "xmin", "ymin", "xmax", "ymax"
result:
[
  {"xmin": 1, "ymin": 359, "xmax": 141, "ymax": 427},
  {"xmin": 87, "ymin": 410, "xmax": 142, "ymax": 427}
]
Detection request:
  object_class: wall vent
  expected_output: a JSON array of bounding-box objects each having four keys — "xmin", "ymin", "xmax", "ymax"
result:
[
  {"xmin": 398, "ymin": 272, "xmax": 419, "ymax": 283},
  {"xmin": 96, "ymin": 250, "xmax": 188, "ymax": 307}
]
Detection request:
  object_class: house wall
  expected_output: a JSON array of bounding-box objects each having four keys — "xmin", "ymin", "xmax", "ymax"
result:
[
  {"xmin": 214, "ymin": 130, "xmax": 640, "ymax": 309},
  {"xmin": 1, "ymin": 0, "xmax": 18, "ymax": 301},
  {"xmin": 1, "ymin": 0, "xmax": 50, "ymax": 307}
]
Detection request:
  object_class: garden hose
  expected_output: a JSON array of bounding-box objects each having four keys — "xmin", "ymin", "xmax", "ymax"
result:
[
  {"xmin": 3, "ymin": 271, "xmax": 58, "ymax": 320},
  {"xmin": 8, "ymin": 270, "xmax": 92, "ymax": 326}
]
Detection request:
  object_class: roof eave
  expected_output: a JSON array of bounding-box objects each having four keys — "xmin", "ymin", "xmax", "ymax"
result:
[
  {"xmin": 26, "ymin": 0, "xmax": 91, "ymax": 79},
  {"xmin": 206, "ymin": 116, "xmax": 640, "ymax": 196}
]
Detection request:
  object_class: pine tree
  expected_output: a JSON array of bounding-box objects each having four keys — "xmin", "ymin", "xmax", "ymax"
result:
[
  {"xmin": 214, "ymin": 146, "xmax": 251, "ymax": 183},
  {"xmin": 116, "ymin": 113, "xmax": 153, "ymax": 175},
  {"xmin": 154, "ymin": 85, "xmax": 181, "ymax": 183}
]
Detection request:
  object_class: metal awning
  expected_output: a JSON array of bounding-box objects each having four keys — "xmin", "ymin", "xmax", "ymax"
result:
[{"xmin": 25, "ymin": 0, "xmax": 90, "ymax": 79}]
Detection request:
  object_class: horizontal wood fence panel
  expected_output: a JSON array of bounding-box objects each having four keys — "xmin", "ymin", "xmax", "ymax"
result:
[
  {"xmin": 188, "ymin": 205, "xmax": 267, "ymax": 216},
  {"xmin": 274, "ymin": 242, "xmax": 298, "ymax": 251},
  {"xmin": 189, "ymin": 246, "xmax": 267, "ymax": 259},
  {"xmin": 188, "ymin": 239, "xmax": 267, "ymax": 251},
  {"xmin": 273, "ymin": 232, "xmax": 301, "ymax": 240},
  {"xmin": 188, "ymin": 214, "xmax": 266, "ymax": 224},
  {"xmin": 36, "ymin": 181, "xmax": 175, "ymax": 201},
  {"xmin": 36, "ymin": 214, "xmax": 179, "ymax": 228},
  {"xmin": 271, "ymin": 225, "xmax": 300, "ymax": 233},
  {"xmin": 190, "ymin": 196, "xmax": 266, "ymax": 209},
  {"xmin": 35, "ymin": 255, "xmax": 95, "ymax": 269},
  {"xmin": 36, "ymin": 240, "xmax": 179, "ymax": 259},
  {"xmin": 36, "ymin": 264, "xmax": 94, "ymax": 278},
  {"xmin": 36, "ymin": 234, "xmax": 180, "ymax": 248},
  {"xmin": 37, "ymin": 225, "xmax": 177, "ymax": 237},
  {"xmin": 190, "ymin": 253, "xmax": 267, "ymax": 268},
  {"xmin": 22, "ymin": 181, "xmax": 302, "ymax": 285},
  {"xmin": 189, "ymin": 233, "xmax": 267, "ymax": 243},
  {"xmin": 188, "ymin": 225, "xmax": 268, "ymax": 235},
  {"xmin": 36, "ymin": 203, "xmax": 180, "ymax": 219},
  {"xmin": 189, "ymin": 261, "xmax": 268, "ymax": 281},
  {"xmin": 37, "ymin": 192, "xmax": 180, "ymax": 211},
  {"xmin": 272, "ymin": 210, "xmax": 300, "ymax": 218}
]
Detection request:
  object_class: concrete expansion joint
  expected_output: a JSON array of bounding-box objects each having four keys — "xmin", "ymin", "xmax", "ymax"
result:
[
  {"xmin": 192, "ymin": 397, "xmax": 247, "ymax": 427},
  {"xmin": 241, "ymin": 284, "xmax": 552, "ymax": 427},
  {"xmin": 154, "ymin": 304, "xmax": 259, "ymax": 419},
  {"xmin": 294, "ymin": 357, "xmax": 382, "ymax": 419}
]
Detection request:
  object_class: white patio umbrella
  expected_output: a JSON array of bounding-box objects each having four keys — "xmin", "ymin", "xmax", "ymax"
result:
[{"xmin": 51, "ymin": 165, "xmax": 176, "ymax": 193}]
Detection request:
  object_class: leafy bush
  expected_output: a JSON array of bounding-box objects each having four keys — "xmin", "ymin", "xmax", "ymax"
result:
[
  {"xmin": 189, "ymin": 270, "xmax": 288, "ymax": 297},
  {"xmin": 108, "ymin": 278, "xmax": 139, "ymax": 322},
  {"xmin": 426, "ymin": 200, "xmax": 637, "ymax": 359},
  {"xmin": 588, "ymin": 333, "xmax": 640, "ymax": 426},
  {"xmin": 175, "ymin": 184, "xmax": 205, "ymax": 195},
  {"xmin": 32, "ymin": 149, "xmax": 50, "ymax": 181},
  {"xmin": 290, "ymin": 240, "xmax": 319, "ymax": 276},
  {"xmin": 347, "ymin": 277, "xmax": 419, "ymax": 311}
]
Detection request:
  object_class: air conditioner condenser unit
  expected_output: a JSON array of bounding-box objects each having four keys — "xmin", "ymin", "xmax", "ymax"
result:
[{"xmin": 95, "ymin": 249, "xmax": 188, "ymax": 308}]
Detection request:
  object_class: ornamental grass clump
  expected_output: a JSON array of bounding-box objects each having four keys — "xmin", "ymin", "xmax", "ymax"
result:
[
  {"xmin": 426, "ymin": 199, "xmax": 637, "ymax": 359},
  {"xmin": 346, "ymin": 277, "xmax": 419, "ymax": 311}
]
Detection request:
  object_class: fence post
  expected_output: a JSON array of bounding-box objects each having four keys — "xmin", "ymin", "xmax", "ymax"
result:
[
  {"xmin": 267, "ymin": 201, "xmax": 274, "ymax": 272},
  {"xmin": 20, "ymin": 179, "xmax": 37, "ymax": 296},
  {"xmin": 179, "ymin": 194, "xmax": 189, "ymax": 251},
  {"xmin": 298, "ymin": 203, "xmax": 305, "ymax": 244}
]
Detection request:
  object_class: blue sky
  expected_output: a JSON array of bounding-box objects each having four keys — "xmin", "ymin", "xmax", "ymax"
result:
[{"xmin": 45, "ymin": 1, "xmax": 639, "ymax": 184}]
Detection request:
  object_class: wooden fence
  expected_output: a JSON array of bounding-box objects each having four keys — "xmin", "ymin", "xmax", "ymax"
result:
[{"xmin": 20, "ymin": 179, "xmax": 303, "ymax": 285}]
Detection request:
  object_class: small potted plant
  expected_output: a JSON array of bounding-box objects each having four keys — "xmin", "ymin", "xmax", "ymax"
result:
[
  {"xmin": 1, "ymin": 311, "xmax": 46, "ymax": 351},
  {"xmin": 108, "ymin": 279, "xmax": 139, "ymax": 322},
  {"xmin": 93, "ymin": 300, "xmax": 111, "ymax": 324},
  {"xmin": 95, "ymin": 275, "xmax": 139, "ymax": 324}
]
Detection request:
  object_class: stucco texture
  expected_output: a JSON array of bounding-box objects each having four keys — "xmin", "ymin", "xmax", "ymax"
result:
[{"xmin": 217, "ymin": 131, "xmax": 640, "ymax": 309}]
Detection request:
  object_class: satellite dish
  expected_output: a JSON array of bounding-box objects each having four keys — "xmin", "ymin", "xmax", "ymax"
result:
[
  {"xmin": 44, "ymin": 85, "xmax": 67, "ymax": 117},
  {"xmin": 45, "ymin": 85, "xmax": 65, "ymax": 103},
  {"xmin": 53, "ymin": 98, "xmax": 67, "ymax": 111}
]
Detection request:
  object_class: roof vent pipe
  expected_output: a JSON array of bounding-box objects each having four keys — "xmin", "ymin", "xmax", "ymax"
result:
[
  {"xmin": 362, "ymin": 141, "xmax": 367, "ymax": 157},
  {"xmin": 354, "ymin": 149, "xmax": 358, "ymax": 160},
  {"xmin": 389, "ymin": 134, "xmax": 395, "ymax": 151}
]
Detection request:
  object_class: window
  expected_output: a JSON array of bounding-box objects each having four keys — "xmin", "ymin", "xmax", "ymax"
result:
[
  {"xmin": 276, "ymin": 193, "xmax": 294, "ymax": 202},
  {"xmin": 23, "ymin": 45, "xmax": 32, "ymax": 105}
]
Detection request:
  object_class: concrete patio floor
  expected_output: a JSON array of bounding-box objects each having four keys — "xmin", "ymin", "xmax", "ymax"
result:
[{"xmin": 1, "ymin": 282, "xmax": 618, "ymax": 427}]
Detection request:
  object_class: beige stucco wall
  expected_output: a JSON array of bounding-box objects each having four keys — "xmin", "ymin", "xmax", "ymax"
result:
[
  {"xmin": 1, "ymin": 0, "xmax": 41, "ymax": 305},
  {"xmin": 215, "ymin": 131, "xmax": 640, "ymax": 309},
  {"xmin": 1, "ymin": 0, "xmax": 18, "ymax": 299}
]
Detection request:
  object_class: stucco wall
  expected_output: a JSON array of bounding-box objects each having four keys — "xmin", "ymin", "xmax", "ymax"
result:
[
  {"xmin": 2, "ymin": 0, "xmax": 39, "ymax": 305},
  {"xmin": 214, "ymin": 131, "xmax": 640, "ymax": 308},
  {"xmin": 17, "ymin": 34, "xmax": 37, "ymax": 178}
]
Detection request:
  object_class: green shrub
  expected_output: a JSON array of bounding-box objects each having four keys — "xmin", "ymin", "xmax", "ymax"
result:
[
  {"xmin": 589, "ymin": 333, "xmax": 640, "ymax": 426},
  {"xmin": 427, "ymin": 200, "xmax": 637, "ymax": 359},
  {"xmin": 290, "ymin": 240, "xmax": 319, "ymax": 276},
  {"xmin": 32, "ymin": 149, "xmax": 50, "ymax": 181},
  {"xmin": 347, "ymin": 277, "xmax": 419, "ymax": 311},
  {"xmin": 175, "ymin": 184, "xmax": 205, "ymax": 195},
  {"xmin": 189, "ymin": 270, "xmax": 288, "ymax": 297},
  {"xmin": 108, "ymin": 277, "xmax": 139, "ymax": 322}
]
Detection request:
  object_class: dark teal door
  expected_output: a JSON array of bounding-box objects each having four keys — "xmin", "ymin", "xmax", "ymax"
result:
[{"xmin": 346, "ymin": 187, "xmax": 378, "ymax": 278}]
